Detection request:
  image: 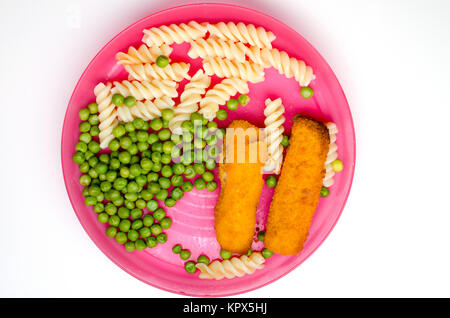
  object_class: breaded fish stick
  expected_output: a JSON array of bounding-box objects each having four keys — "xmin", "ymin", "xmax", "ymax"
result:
[
  {"xmin": 265, "ymin": 116, "xmax": 330, "ymax": 255},
  {"xmin": 215, "ymin": 120, "xmax": 265, "ymax": 254}
]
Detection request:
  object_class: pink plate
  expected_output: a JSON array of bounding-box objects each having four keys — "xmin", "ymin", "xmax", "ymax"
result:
[{"xmin": 61, "ymin": 3, "xmax": 355, "ymax": 297}]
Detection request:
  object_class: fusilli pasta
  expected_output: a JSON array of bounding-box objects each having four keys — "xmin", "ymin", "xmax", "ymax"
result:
[
  {"xmin": 323, "ymin": 122, "xmax": 338, "ymax": 187},
  {"xmin": 115, "ymin": 44, "xmax": 173, "ymax": 65},
  {"xmin": 142, "ymin": 21, "xmax": 207, "ymax": 47},
  {"xmin": 247, "ymin": 47, "xmax": 315, "ymax": 87},
  {"xmin": 203, "ymin": 57, "xmax": 264, "ymax": 83},
  {"xmin": 117, "ymin": 96, "xmax": 175, "ymax": 122},
  {"xmin": 206, "ymin": 22, "xmax": 276, "ymax": 48},
  {"xmin": 94, "ymin": 82, "xmax": 118, "ymax": 149},
  {"xmin": 263, "ymin": 98, "xmax": 285, "ymax": 174},
  {"xmin": 188, "ymin": 38, "xmax": 248, "ymax": 63},
  {"xmin": 124, "ymin": 62, "xmax": 191, "ymax": 82},
  {"xmin": 196, "ymin": 252, "xmax": 265, "ymax": 280},
  {"xmin": 169, "ymin": 70, "xmax": 211, "ymax": 134},
  {"xmin": 199, "ymin": 77, "xmax": 249, "ymax": 121},
  {"xmin": 111, "ymin": 79, "xmax": 178, "ymax": 100}
]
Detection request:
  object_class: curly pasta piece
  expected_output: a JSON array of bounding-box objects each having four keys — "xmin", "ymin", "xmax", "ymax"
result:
[
  {"xmin": 142, "ymin": 21, "xmax": 207, "ymax": 47},
  {"xmin": 203, "ymin": 57, "xmax": 264, "ymax": 83},
  {"xmin": 188, "ymin": 38, "xmax": 248, "ymax": 63},
  {"xmin": 248, "ymin": 47, "xmax": 315, "ymax": 87},
  {"xmin": 124, "ymin": 62, "xmax": 191, "ymax": 82},
  {"xmin": 196, "ymin": 252, "xmax": 265, "ymax": 280},
  {"xmin": 169, "ymin": 70, "xmax": 211, "ymax": 134},
  {"xmin": 111, "ymin": 79, "xmax": 178, "ymax": 100},
  {"xmin": 263, "ymin": 98, "xmax": 286, "ymax": 174},
  {"xmin": 323, "ymin": 122, "xmax": 338, "ymax": 187},
  {"xmin": 115, "ymin": 44, "xmax": 173, "ymax": 65},
  {"xmin": 117, "ymin": 96, "xmax": 175, "ymax": 122},
  {"xmin": 94, "ymin": 82, "xmax": 118, "ymax": 149},
  {"xmin": 199, "ymin": 77, "xmax": 249, "ymax": 121},
  {"xmin": 207, "ymin": 22, "xmax": 275, "ymax": 48}
]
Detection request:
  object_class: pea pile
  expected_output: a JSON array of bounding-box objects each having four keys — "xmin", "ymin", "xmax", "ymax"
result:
[{"xmin": 73, "ymin": 101, "xmax": 226, "ymax": 253}]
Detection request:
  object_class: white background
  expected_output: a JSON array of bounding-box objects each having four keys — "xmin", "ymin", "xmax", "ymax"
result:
[{"xmin": 1, "ymin": 0, "xmax": 449, "ymax": 297}]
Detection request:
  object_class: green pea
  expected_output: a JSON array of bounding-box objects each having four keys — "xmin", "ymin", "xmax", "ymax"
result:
[
  {"xmin": 181, "ymin": 120, "xmax": 194, "ymax": 132},
  {"xmin": 135, "ymin": 199, "xmax": 146, "ymax": 210},
  {"xmin": 88, "ymin": 114, "xmax": 99, "ymax": 125},
  {"xmin": 172, "ymin": 163, "xmax": 185, "ymax": 175},
  {"xmin": 331, "ymin": 159, "xmax": 344, "ymax": 172},
  {"xmin": 125, "ymin": 241, "xmax": 135, "ymax": 252},
  {"xmin": 265, "ymin": 175, "xmax": 277, "ymax": 188},
  {"xmin": 194, "ymin": 178, "xmax": 206, "ymax": 190},
  {"xmin": 202, "ymin": 171, "xmax": 214, "ymax": 182},
  {"xmin": 112, "ymin": 197, "xmax": 124, "ymax": 206},
  {"xmin": 207, "ymin": 121, "xmax": 218, "ymax": 131},
  {"xmin": 281, "ymin": 135, "xmax": 290, "ymax": 147},
  {"xmin": 216, "ymin": 109, "xmax": 228, "ymax": 120},
  {"xmin": 257, "ymin": 231, "xmax": 265, "ymax": 242},
  {"xmin": 206, "ymin": 134, "xmax": 217, "ymax": 146},
  {"xmin": 161, "ymin": 108, "xmax": 174, "ymax": 121},
  {"xmin": 184, "ymin": 166, "xmax": 196, "ymax": 179},
  {"xmin": 109, "ymin": 159, "xmax": 121, "ymax": 170},
  {"xmin": 119, "ymin": 137, "xmax": 131, "ymax": 150},
  {"xmin": 146, "ymin": 236, "xmax": 158, "ymax": 248},
  {"xmin": 88, "ymin": 102, "xmax": 98, "ymax": 114},
  {"xmin": 119, "ymin": 219, "xmax": 131, "ymax": 232},
  {"xmin": 161, "ymin": 153, "xmax": 172, "ymax": 165},
  {"xmin": 150, "ymin": 118, "xmax": 163, "ymax": 131},
  {"xmin": 227, "ymin": 98, "xmax": 239, "ymax": 110},
  {"xmin": 180, "ymin": 250, "xmax": 191, "ymax": 260},
  {"xmin": 130, "ymin": 118, "xmax": 143, "ymax": 131},
  {"xmin": 182, "ymin": 181, "xmax": 193, "ymax": 192},
  {"xmin": 72, "ymin": 152, "xmax": 85, "ymax": 164},
  {"xmin": 156, "ymin": 233, "xmax": 167, "ymax": 244},
  {"xmin": 172, "ymin": 244, "xmax": 182, "ymax": 254},
  {"xmin": 84, "ymin": 196, "xmax": 97, "ymax": 206},
  {"xmin": 165, "ymin": 198, "xmax": 176, "ymax": 207},
  {"xmin": 123, "ymin": 96, "xmax": 136, "ymax": 108},
  {"xmin": 171, "ymin": 134, "xmax": 182, "ymax": 144},
  {"xmin": 262, "ymin": 248, "xmax": 274, "ymax": 258},
  {"xmin": 79, "ymin": 121, "xmax": 91, "ymax": 133},
  {"xmin": 185, "ymin": 261, "xmax": 196, "ymax": 274},
  {"xmin": 79, "ymin": 162, "xmax": 89, "ymax": 173},
  {"xmin": 160, "ymin": 217, "xmax": 172, "ymax": 229},
  {"xmin": 131, "ymin": 219, "xmax": 143, "ymax": 230},
  {"xmin": 151, "ymin": 152, "xmax": 162, "ymax": 164},
  {"xmin": 75, "ymin": 141, "xmax": 87, "ymax": 153},
  {"xmin": 90, "ymin": 126, "xmax": 100, "ymax": 137},
  {"xmin": 205, "ymin": 159, "xmax": 217, "ymax": 170},
  {"xmin": 128, "ymin": 144, "xmax": 138, "ymax": 155},
  {"xmin": 220, "ymin": 249, "xmax": 232, "ymax": 260},
  {"xmin": 148, "ymin": 182, "xmax": 161, "ymax": 194},
  {"xmin": 193, "ymin": 163, "xmax": 205, "ymax": 175},
  {"xmin": 150, "ymin": 224, "xmax": 162, "ymax": 236},
  {"xmin": 112, "ymin": 93, "xmax": 124, "ymax": 106},
  {"xmin": 162, "ymin": 141, "xmax": 174, "ymax": 154},
  {"xmin": 105, "ymin": 226, "xmax": 117, "ymax": 238},
  {"xmin": 197, "ymin": 255, "xmax": 210, "ymax": 265},
  {"xmin": 143, "ymin": 214, "xmax": 154, "ymax": 227},
  {"xmin": 125, "ymin": 192, "xmax": 138, "ymax": 202},
  {"xmin": 159, "ymin": 177, "xmax": 171, "ymax": 189},
  {"xmin": 135, "ymin": 239, "xmax": 147, "ymax": 251},
  {"xmin": 182, "ymin": 131, "xmax": 193, "ymax": 143},
  {"xmin": 238, "ymin": 94, "xmax": 250, "ymax": 106},
  {"xmin": 141, "ymin": 150, "xmax": 152, "ymax": 158},
  {"xmin": 158, "ymin": 129, "xmax": 171, "ymax": 141},
  {"xmin": 171, "ymin": 175, "xmax": 183, "ymax": 187},
  {"xmin": 130, "ymin": 164, "xmax": 142, "ymax": 177},
  {"xmin": 139, "ymin": 227, "xmax": 151, "ymax": 239},
  {"xmin": 79, "ymin": 174, "xmax": 91, "ymax": 186},
  {"xmin": 147, "ymin": 200, "xmax": 159, "ymax": 213},
  {"xmin": 115, "ymin": 232, "xmax": 127, "ymax": 245},
  {"xmin": 95, "ymin": 163, "xmax": 108, "ymax": 175},
  {"xmin": 135, "ymin": 175, "xmax": 147, "ymax": 187},
  {"xmin": 190, "ymin": 112, "xmax": 203, "ymax": 124},
  {"xmin": 79, "ymin": 108, "xmax": 90, "ymax": 121},
  {"xmin": 137, "ymin": 141, "xmax": 149, "ymax": 152},
  {"xmin": 156, "ymin": 55, "xmax": 170, "ymax": 68},
  {"xmin": 109, "ymin": 215, "xmax": 120, "ymax": 227},
  {"xmin": 104, "ymin": 203, "xmax": 117, "ymax": 216},
  {"xmin": 131, "ymin": 208, "xmax": 143, "ymax": 220},
  {"xmin": 79, "ymin": 132, "xmax": 91, "ymax": 144},
  {"xmin": 97, "ymin": 212, "xmax": 109, "ymax": 223},
  {"xmin": 109, "ymin": 138, "xmax": 120, "ymax": 153},
  {"xmin": 320, "ymin": 186, "xmax": 330, "ymax": 197},
  {"xmin": 300, "ymin": 86, "xmax": 314, "ymax": 99},
  {"xmin": 206, "ymin": 181, "xmax": 217, "ymax": 192},
  {"xmin": 124, "ymin": 200, "xmax": 135, "ymax": 210},
  {"xmin": 153, "ymin": 208, "xmax": 165, "ymax": 221},
  {"xmin": 148, "ymin": 133, "xmax": 159, "ymax": 144}
]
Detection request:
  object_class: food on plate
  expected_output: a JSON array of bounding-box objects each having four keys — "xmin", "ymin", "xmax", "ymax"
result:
[
  {"xmin": 263, "ymin": 98, "xmax": 285, "ymax": 174},
  {"xmin": 196, "ymin": 252, "xmax": 265, "ymax": 279},
  {"xmin": 264, "ymin": 116, "xmax": 330, "ymax": 255}
]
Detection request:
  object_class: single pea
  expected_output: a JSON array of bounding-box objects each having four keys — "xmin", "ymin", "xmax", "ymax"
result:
[
  {"xmin": 130, "ymin": 208, "xmax": 143, "ymax": 220},
  {"xmin": 129, "ymin": 164, "xmax": 142, "ymax": 177},
  {"xmin": 158, "ymin": 129, "xmax": 171, "ymax": 141},
  {"xmin": 79, "ymin": 132, "xmax": 92, "ymax": 144},
  {"xmin": 197, "ymin": 255, "xmax": 210, "ymax": 266},
  {"xmin": 257, "ymin": 231, "xmax": 265, "ymax": 242},
  {"xmin": 142, "ymin": 121, "xmax": 150, "ymax": 131},
  {"xmin": 79, "ymin": 162, "xmax": 89, "ymax": 173},
  {"xmin": 135, "ymin": 175, "xmax": 147, "ymax": 187},
  {"xmin": 135, "ymin": 199, "xmax": 146, "ymax": 210},
  {"xmin": 216, "ymin": 109, "xmax": 228, "ymax": 120},
  {"xmin": 90, "ymin": 126, "xmax": 100, "ymax": 137},
  {"xmin": 136, "ymin": 130, "xmax": 148, "ymax": 142},
  {"xmin": 95, "ymin": 163, "xmax": 108, "ymax": 175},
  {"xmin": 88, "ymin": 102, "xmax": 98, "ymax": 114},
  {"xmin": 161, "ymin": 108, "xmax": 174, "ymax": 122},
  {"xmin": 181, "ymin": 120, "xmax": 194, "ymax": 132},
  {"xmin": 148, "ymin": 182, "xmax": 161, "ymax": 195},
  {"xmin": 262, "ymin": 248, "xmax": 274, "ymax": 258},
  {"xmin": 88, "ymin": 168, "xmax": 98, "ymax": 179},
  {"xmin": 119, "ymin": 166, "xmax": 130, "ymax": 179},
  {"xmin": 207, "ymin": 121, "xmax": 218, "ymax": 131},
  {"xmin": 238, "ymin": 94, "xmax": 250, "ymax": 106},
  {"xmin": 119, "ymin": 219, "xmax": 131, "ymax": 232},
  {"xmin": 193, "ymin": 163, "xmax": 205, "ymax": 175},
  {"xmin": 146, "ymin": 236, "xmax": 158, "ymax": 248},
  {"xmin": 131, "ymin": 219, "xmax": 143, "ymax": 230},
  {"xmin": 205, "ymin": 158, "xmax": 217, "ymax": 170},
  {"xmin": 161, "ymin": 166, "xmax": 173, "ymax": 178},
  {"xmin": 128, "ymin": 144, "xmax": 138, "ymax": 155},
  {"xmin": 281, "ymin": 135, "xmax": 290, "ymax": 147},
  {"xmin": 171, "ymin": 175, "xmax": 183, "ymax": 187},
  {"xmin": 79, "ymin": 174, "xmax": 91, "ymax": 186},
  {"xmin": 112, "ymin": 93, "xmax": 124, "ymax": 106},
  {"xmin": 182, "ymin": 180, "xmax": 193, "ymax": 192},
  {"xmin": 172, "ymin": 163, "xmax": 185, "ymax": 175},
  {"xmin": 127, "ymin": 229, "xmax": 139, "ymax": 242},
  {"xmin": 165, "ymin": 198, "xmax": 176, "ymax": 207},
  {"xmin": 171, "ymin": 134, "xmax": 182, "ymax": 144},
  {"xmin": 112, "ymin": 125, "xmax": 126, "ymax": 139},
  {"xmin": 190, "ymin": 112, "xmax": 203, "ymax": 124},
  {"xmin": 143, "ymin": 214, "xmax": 155, "ymax": 227},
  {"xmin": 160, "ymin": 217, "xmax": 172, "ymax": 230},
  {"xmin": 159, "ymin": 177, "xmax": 171, "ymax": 189},
  {"xmin": 180, "ymin": 250, "xmax": 191, "ymax": 260},
  {"xmin": 125, "ymin": 241, "xmax": 135, "ymax": 252},
  {"xmin": 150, "ymin": 118, "xmax": 163, "ymax": 131},
  {"xmin": 88, "ymin": 141, "xmax": 100, "ymax": 153},
  {"xmin": 185, "ymin": 261, "xmax": 196, "ymax": 274},
  {"xmin": 147, "ymin": 200, "xmax": 158, "ymax": 212},
  {"xmin": 115, "ymin": 232, "xmax": 127, "ymax": 245},
  {"xmin": 148, "ymin": 133, "xmax": 159, "ymax": 144},
  {"xmin": 194, "ymin": 178, "xmax": 206, "ymax": 190},
  {"xmin": 156, "ymin": 55, "xmax": 170, "ymax": 68},
  {"xmin": 88, "ymin": 114, "xmax": 99, "ymax": 125},
  {"xmin": 88, "ymin": 156, "xmax": 98, "ymax": 167},
  {"xmin": 206, "ymin": 181, "xmax": 217, "ymax": 192},
  {"xmin": 147, "ymin": 172, "xmax": 159, "ymax": 183},
  {"xmin": 172, "ymin": 244, "xmax": 182, "ymax": 254},
  {"xmin": 85, "ymin": 196, "xmax": 97, "ymax": 206},
  {"xmin": 141, "ymin": 150, "xmax": 152, "ymax": 158},
  {"xmin": 300, "ymin": 86, "xmax": 314, "ymax": 99},
  {"xmin": 220, "ymin": 249, "xmax": 232, "ymax": 260},
  {"xmin": 131, "ymin": 118, "xmax": 144, "ymax": 131},
  {"xmin": 135, "ymin": 239, "xmax": 147, "ymax": 251},
  {"xmin": 108, "ymin": 215, "xmax": 120, "ymax": 227},
  {"xmin": 156, "ymin": 233, "xmax": 167, "ymax": 244},
  {"xmin": 153, "ymin": 208, "xmax": 165, "ymax": 221},
  {"xmin": 202, "ymin": 171, "xmax": 214, "ymax": 182},
  {"xmin": 266, "ymin": 175, "xmax": 277, "ymax": 188},
  {"xmin": 125, "ymin": 192, "xmax": 139, "ymax": 202},
  {"xmin": 184, "ymin": 166, "xmax": 196, "ymax": 179},
  {"xmin": 104, "ymin": 203, "xmax": 117, "ymax": 216},
  {"xmin": 173, "ymin": 187, "xmax": 185, "ymax": 201},
  {"xmin": 227, "ymin": 98, "xmax": 239, "ymax": 110},
  {"xmin": 79, "ymin": 108, "xmax": 90, "ymax": 121},
  {"xmin": 161, "ymin": 153, "xmax": 172, "ymax": 165},
  {"xmin": 105, "ymin": 226, "xmax": 117, "ymax": 238},
  {"xmin": 72, "ymin": 152, "xmax": 85, "ymax": 164},
  {"xmin": 124, "ymin": 200, "xmax": 135, "ymax": 210},
  {"xmin": 79, "ymin": 121, "xmax": 91, "ymax": 133},
  {"xmin": 320, "ymin": 186, "xmax": 330, "ymax": 197},
  {"xmin": 109, "ymin": 158, "xmax": 121, "ymax": 170},
  {"xmin": 331, "ymin": 159, "xmax": 344, "ymax": 172},
  {"xmin": 182, "ymin": 131, "xmax": 194, "ymax": 143},
  {"xmin": 123, "ymin": 96, "xmax": 137, "ymax": 108},
  {"xmin": 150, "ymin": 224, "xmax": 162, "ymax": 236},
  {"xmin": 139, "ymin": 227, "xmax": 151, "ymax": 239},
  {"xmin": 97, "ymin": 212, "xmax": 109, "ymax": 223},
  {"xmin": 112, "ymin": 197, "xmax": 124, "ymax": 206},
  {"xmin": 162, "ymin": 141, "xmax": 174, "ymax": 154}
]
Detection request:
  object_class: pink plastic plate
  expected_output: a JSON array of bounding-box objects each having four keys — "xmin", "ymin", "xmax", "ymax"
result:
[{"xmin": 62, "ymin": 3, "xmax": 355, "ymax": 297}]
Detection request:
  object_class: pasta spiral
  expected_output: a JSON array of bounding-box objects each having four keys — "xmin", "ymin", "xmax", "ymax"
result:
[
  {"xmin": 111, "ymin": 79, "xmax": 178, "ymax": 100},
  {"xmin": 247, "ymin": 47, "xmax": 315, "ymax": 87},
  {"xmin": 94, "ymin": 82, "xmax": 118, "ymax": 149},
  {"xmin": 188, "ymin": 38, "xmax": 248, "ymax": 63},
  {"xmin": 117, "ymin": 96, "xmax": 175, "ymax": 122},
  {"xmin": 323, "ymin": 122, "xmax": 338, "ymax": 187},
  {"xmin": 115, "ymin": 44, "xmax": 173, "ymax": 65},
  {"xmin": 203, "ymin": 57, "xmax": 264, "ymax": 83},
  {"xmin": 206, "ymin": 22, "xmax": 276, "ymax": 48},
  {"xmin": 124, "ymin": 62, "xmax": 191, "ymax": 82},
  {"xmin": 142, "ymin": 21, "xmax": 207, "ymax": 47},
  {"xmin": 196, "ymin": 252, "xmax": 265, "ymax": 280},
  {"xmin": 199, "ymin": 77, "xmax": 249, "ymax": 121},
  {"xmin": 263, "ymin": 98, "xmax": 285, "ymax": 174},
  {"xmin": 169, "ymin": 70, "xmax": 211, "ymax": 135}
]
